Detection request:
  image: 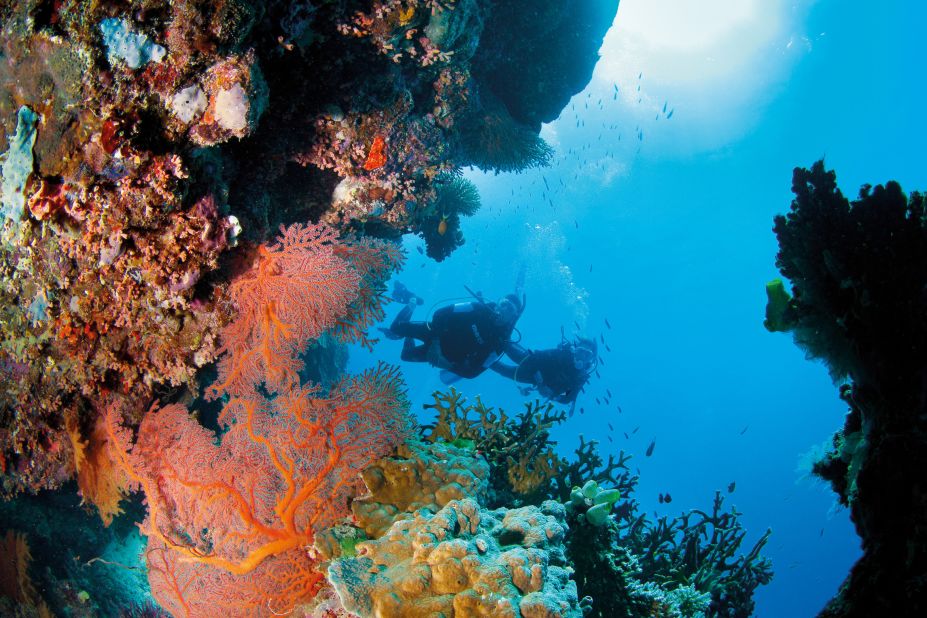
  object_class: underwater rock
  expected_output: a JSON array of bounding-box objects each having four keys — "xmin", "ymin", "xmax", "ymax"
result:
[{"xmin": 473, "ymin": 0, "xmax": 620, "ymax": 130}]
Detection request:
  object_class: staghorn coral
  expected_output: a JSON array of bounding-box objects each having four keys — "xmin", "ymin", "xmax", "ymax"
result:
[
  {"xmin": 769, "ymin": 161, "xmax": 927, "ymax": 616},
  {"xmin": 422, "ymin": 388, "xmax": 566, "ymax": 506}
]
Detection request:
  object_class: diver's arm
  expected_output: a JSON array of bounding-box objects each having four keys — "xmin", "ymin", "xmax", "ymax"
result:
[
  {"xmin": 489, "ymin": 360, "xmax": 518, "ymax": 379},
  {"xmin": 503, "ymin": 340, "xmax": 531, "ymax": 363}
]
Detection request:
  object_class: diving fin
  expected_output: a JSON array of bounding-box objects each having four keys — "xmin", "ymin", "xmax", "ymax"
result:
[{"xmin": 439, "ymin": 370, "xmax": 463, "ymax": 385}]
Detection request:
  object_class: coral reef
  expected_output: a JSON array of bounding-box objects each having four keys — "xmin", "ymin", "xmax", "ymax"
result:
[
  {"xmin": 419, "ymin": 389, "xmax": 773, "ymax": 618},
  {"xmin": 769, "ymin": 160, "xmax": 927, "ymax": 616},
  {"xmin": 0, "ymin": 0, "xmax": 617, "ymax": 505}
]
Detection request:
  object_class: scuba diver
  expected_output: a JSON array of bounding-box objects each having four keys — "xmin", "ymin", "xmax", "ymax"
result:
[
  {"xmin": 379, "ymin": 281, "xmax": 526, "ymax": 384},
  {"xmin": 490, "ymin": 330, "xmax": 597, "ymax": 415}
]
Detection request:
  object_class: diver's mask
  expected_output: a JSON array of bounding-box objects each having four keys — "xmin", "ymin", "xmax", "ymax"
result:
[{"xmin": 572, "ymin": 343, "xmax": 596, "ymax": 373}]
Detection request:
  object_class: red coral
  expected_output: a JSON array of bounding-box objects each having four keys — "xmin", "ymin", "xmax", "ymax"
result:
[
  {"xmin": 105, "ymin": 364, "xmax": 412, "ymax": 617},
  {"xmin": 211, "ymin": 223, "xmax": 401, "ymax": 397}
]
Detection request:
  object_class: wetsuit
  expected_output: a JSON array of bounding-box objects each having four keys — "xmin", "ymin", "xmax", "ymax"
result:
[
  {"xmin": 493, "ymin": 342, "xmax": 588, "ymax": 405},
  {"xmin": 389, "ymin": 301, "xmax": 512, "ymax": 379}
]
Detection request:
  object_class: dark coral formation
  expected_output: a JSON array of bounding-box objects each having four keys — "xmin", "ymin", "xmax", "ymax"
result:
[
  {"xmin": 0, "ymin": 0, "xmax": 617, "ymax": 499},
  {"xmin": 770, "ymin": 160, "xmax": 927, "ymax": 616}
]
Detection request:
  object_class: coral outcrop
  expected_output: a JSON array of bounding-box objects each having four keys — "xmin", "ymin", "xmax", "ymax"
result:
[
  {"xmin": 769, "ymin": 160, "xmax": 927, "ymax": 616},
  {"xmin": 329, "ymin": 498, "xmax": 582, "ymax": 618}
]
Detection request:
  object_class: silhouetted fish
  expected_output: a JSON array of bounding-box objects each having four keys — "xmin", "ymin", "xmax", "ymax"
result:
[
  {"xmin": 663, "ymin": 101, "xmax": 667, "ymax": 113},
  {"xmin": 740, "ymin": 425, "xmax": 749, "ymax": 435},
  {"xmin": 658, "ymin": 493, "xmax": 664, "ymax": 504},
  {"xmin": 607, "ymin": 436, "xmax": 613, "ymax": 443},
  {"xmin": 645, "ymin": 439, "xmax": 655, "ymax": 457},
  {"xmin": 607, "ymin": 389, "xmax": 612, "ymax": 398},
  {"xmin": 595, "ymin": 370, "xmax": 600, "ymax": 378},
  {"xmin": 595, "ymin": 398, "xmax": 601, "ymax": 405},
  {"xmin": 667, "ymin": 109, "xmax": 674, "ymax": 119},
  {"xmin": 617, "ymin": 405, "xmax": 623, "ymax": 414},
  {"xmin": 606, "ymin": 344, "xmax": 612, "ymax": 352},
  {"xmin": 664, "ymin": 493, "xmax": 672, "ymax": 503},
  {"xmin": 608, "ymin": 423, "xmax": 614, "ymax": 431},
  {"xmin": 624, "ymin": 432, "xmax": 629, "ymax": 439},
  {"xmin": 579, "ymin": 407, "xmax": 585, "ymax": 415},
  {"xmin": 600, "ymin": 334, "xmax": 605, "ymax": 343},
  {"xmin": 632, "ymin": 426, "xmax": 639, "ymax": 434},
  {"xmin": 728, "ymin": 482, "xmax": 736, "ymax": 493}
]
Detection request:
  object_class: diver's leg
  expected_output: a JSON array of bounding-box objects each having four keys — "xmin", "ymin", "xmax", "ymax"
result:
[{"xmin": 400, "ymin": 338, "xmax": 429, "ymax": 362}]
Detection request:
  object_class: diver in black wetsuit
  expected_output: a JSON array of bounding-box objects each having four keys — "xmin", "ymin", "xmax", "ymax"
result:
[
  {"xmin": 491, "ymin": 334, "xmax": 597, "ymax": 414},
  {"xmin": 380, "ymin": 284, "xmax": 525, "ymax": 384}
]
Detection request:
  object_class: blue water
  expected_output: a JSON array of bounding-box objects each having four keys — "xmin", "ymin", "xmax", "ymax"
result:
[{"xmin": 351, "ymin": 1, "xmax": 927, "ymax": 615}]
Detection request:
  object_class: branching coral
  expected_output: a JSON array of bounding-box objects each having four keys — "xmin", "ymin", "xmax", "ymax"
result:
[{"xmin": 422, "ymin": 388, "xmax": 566, "ymax": 505}]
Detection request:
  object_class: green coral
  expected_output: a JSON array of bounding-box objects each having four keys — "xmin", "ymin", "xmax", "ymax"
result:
[{"xmin": 763, "ymin": 278, "xmax": 793, "ymax": 332}]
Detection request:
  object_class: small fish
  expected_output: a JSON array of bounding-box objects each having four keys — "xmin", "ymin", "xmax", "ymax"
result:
[
  {"xmin": 595, "ymin": 398, "xmax": 601, "ymax": 405},
  {"xmin": 632, "ymin": 425, "xmax": 640, "ymax": 434},
  {"xmin": 727, "ymin": 482, "xmax": 736, "ymax": 493},
  {"xmin": 437, "ymin": 215, "xmax": 448, "ymax": 236},
  {"xmin": 607, "ymin": 436, "xmax": 613, "ymax": 443},
  {"xmin": 598, "ymin": 355, "xmax": 605, "ymax": 365},
  {"xmin": 606, "ymin": 389, "xmax": 612, "ymax": 398},
  {"xmin": 617, "ymin": 405, "xmax": 623, "ymax": 414},
  {"xmin": 623, "ymin": 432, "xmax": 629, "ymax": 439},
  {"xmin": 663, "ymin": 493, "xmax": 672, "ymax": 504},
  {"xmin": 595, "ymin": 370, "xmax": 601, "ymax": 378},
  {"xmin": 638, "ymin": 71, "xmax": 642, "ymax": 79},
  {"xmin": 658, "ymin": 493, "xmax": 665, "ymax": 504},
  {"xmin": 645, "ymin": 439, "xmax": 655, "ymax": 457},
  {"xmin": 667, "ymin": 109, "xmax": 674, "ymax": 119},
  {"xmin": 574, "ymin": 320, "xmax": 581, "ymax": 331},
  {"xmin": 575, "ymin": 219, "xmax": 579, "ymax": 229},
  {"xmin": 663, "ymin": 101, "xmax": 667, "ymax": 113},
  {"xmin": 579, "ymin": 407, "xmax": 585, "ymax": 415},
  {"xmin": 820, "ymin": 528, "xmax": 825, "ymax": 537},
  {"xmin": 606, "ymin": 343, "xmax": 612, "ymax": 352},
  {"xmin": 739, "ymin": 425, "xmax": 749, "ymax": 435},
  {"xmin": 416, "ymin": 246, "xmax": 424, "ymax": 255},
  {"xmin": 600, "ymin": 334, "xmax": 605, "ymax": 343},
  {"xmin": 605, "ymin": 318, "xmax": 611, "ymax": 329},
  {"xmin": 589, "ymin": 264, "xmax": 593, "ymax": 272},
  {"xmin": 608, "ymin": 423, "xmax": 614, "ymax": 431}
]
